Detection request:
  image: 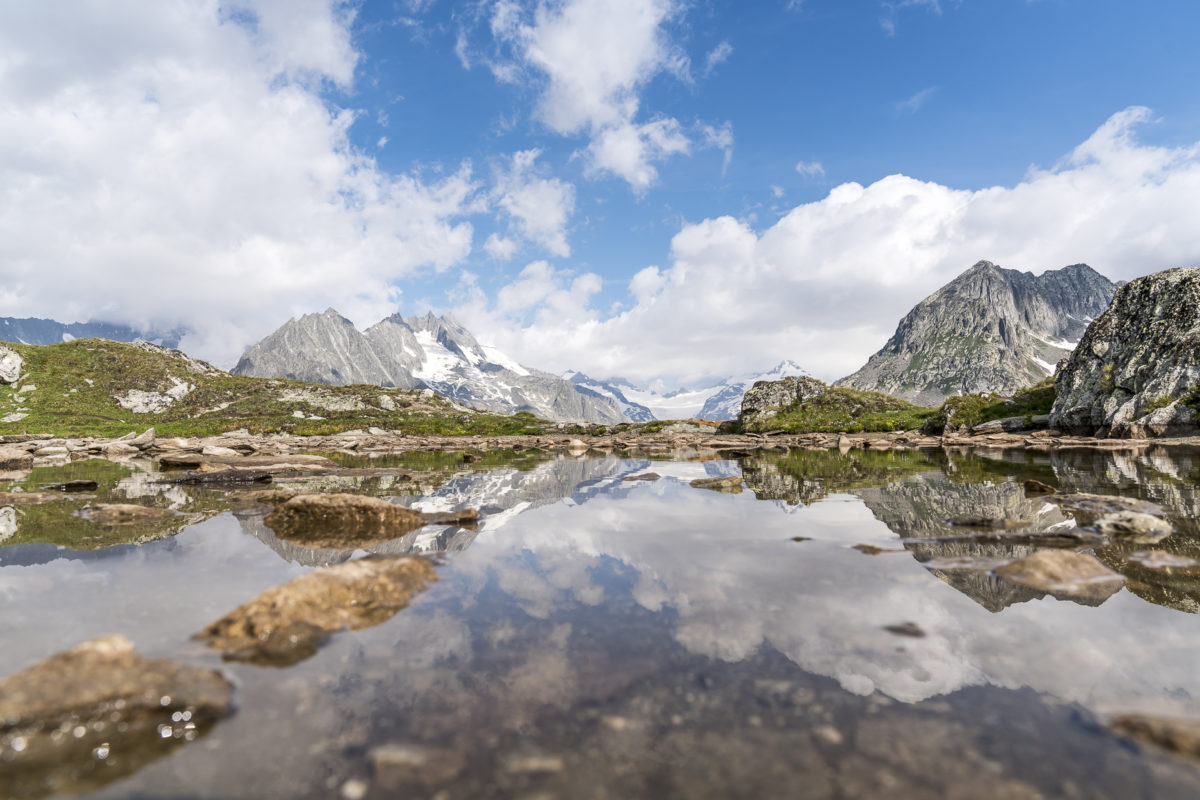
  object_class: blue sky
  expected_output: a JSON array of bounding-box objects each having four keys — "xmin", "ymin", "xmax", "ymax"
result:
[{"xmin": 1, "ymin": 0, "xmax": 1199, "ymax": 386}]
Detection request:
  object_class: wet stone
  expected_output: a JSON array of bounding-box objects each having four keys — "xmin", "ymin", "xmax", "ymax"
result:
[
  {"xmin": 0, "ymin": 447, "xmax": 33, "ymax": 471},
  {"xmin": 196, "ymin": 556, "xmax": 437, "ymax": 666},
  {"xmin": 689, "ymin": 476, "xmax": 743, "ymax": 493},
  {"xmin": 883, "ymin": 622, "xmax": 926, "ymax": 638},
  {"xmin": 1092, "ymin": 511, "xmax": 1173, "ymax": 543},
  {"xmin": 370, "ymin": 743, "xmax": 466, "ymax": 788},
  {"xmin": 41, "ymin": 480, "xmax": 98, "ymax": 492},
  {"xmin": 0, "ymin": 635, "xmax": 232, "ymax": 800},
  {"xmin": 994, "ymin": 550, "xmax": 1125, "ymax": 603},
  {"xmin": 77, "ymin": 504, "xmax": 174, "ymax": 524},
  {"xmin": 621, "ymin": 472, "xmax": 662, "ymax": 482},
  {"xmin": 264, "ymin": 493, "xmax": 431, "ymax": 549}
]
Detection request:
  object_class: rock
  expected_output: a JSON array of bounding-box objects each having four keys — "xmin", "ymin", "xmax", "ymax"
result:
[
  {"xmin": 1110, "ymin": 714, "xmax": 1200, "ymax": 761},
  {"xmin": 689, "ymin": 475, "xmax": 744, "ymax": 493},
  {"xmin": 1051, "ymin": 267, "xmax": 1200, "ymax": 436},
  {"xmin": 0, "ymin": 345, "xmax": 21, "ymax": 384},
  {"xmin": 160, "ymin": 471, "xmax": 273, "ymax": 486},
  {"xmin": 995, "ymin": 550, "xmax": 1124, "ymax": 602},
  {"xmin": 0, "ymin": 635, "xmax": 233, "ymax": 799},
  {"xmin": 0, "ymin": 492, "xmax": 58, "ymax": 506},
  {"xmin": 421, "ymin": 508, "xmax": 479, "ymax": 526},
  {"xmin": 740, "ymin": 376, "xmax": 828, "ymax": 424},
  {"xmin": 100, "ymin": 442, "xmax": 140, "ymax": 457},
  {"xmin": 1023, "ymin": 479, "xmax": 1057, "ymax": 495},
  {"xmin": 883, "ymin": 622, "xmax": 926, "ymax": 638},
  {"xmin": 1044, "ymin": 492, "xmax": 1162, "ymax": 525},
  {"xmin": 852, "ymin": 543, "xmax": 905, "ymax": 555},
  {"xmin": 201, "ymin": 445, "xmax": 240, "ymax": 457},
  {"xmin": 196, "ymin": 556, "xmax": 436, "ymax": 666},
  {"xmin": 42, "ymin": 480, "xmax": 99, "ymax": 492},
  {"xmin": 78, "ymin": 504, "xmax": 174, "ymax": 524},
  {"xmin": 839, "ymin": 261, "xmax": 1116, "ymax": 404},
  {"xmin": 566, "ymin": 438, "xmax": 589, "ymax": 453},
  {"xmin": 969, "ymin": 416, "xmax": 1035, "ymax": 434},
  {"xmin": 1127, "ymin": 550, "xmax": 1200, "ymax": 570},
  {"xmin": 0, "ymin": 447, "xmax": 33, "ymax": 470},
  {"xmin": 378, "ymin": 394, "xmax": 396, "ymax": 411},
  {"xmin": 264, "ymin": 493, "xmax": 430, "ymax": 549},
  {"xmin": 947, "ymin": 516, "xmax": 1030, "ymax": 530},
  {"xmin": 1093, "ymin": 511, "xmax": 1173, "ymax": 543},
  {"xmin": 370, "ymin": 743, "xmax": 466, "ymax": 788},
  {"xmin": 32, "ymin": 446, "xmax": 68, "ymax": 457},
  {"xmin": 1, "ymin": 413, "xmax": 28, "ymax": 423},
  {"xmin": 621, "ymin": 472, "xmax": 661, "ymax": 482},
  {"xmin": 130, "ymin": 428, "xmax": 156, "ymax": 450},
  {"xmin": 0, "ymin": 506, "xmax": 16, "ymax": 542}
]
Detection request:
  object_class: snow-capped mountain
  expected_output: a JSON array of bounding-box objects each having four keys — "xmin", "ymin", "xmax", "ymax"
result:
[
  {"xmin": 0, "ymin": 316, "xmax": 184, "ymax": 347},
  {"xmin": 233, "ymin": 310, "xmax": 628, "ymax": 424},
  {"xmin": 564, "ymin": 360, "xmax": 812, "ymax": 421}
]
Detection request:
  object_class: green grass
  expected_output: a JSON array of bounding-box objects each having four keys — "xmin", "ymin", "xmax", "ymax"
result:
[
  {"xmin": 926, "ymin": 377, "xmax": 1056, "ymax": 433},
  {"xmin": 0, "ymin": 339, "xmax": 553, "ymax": 438},
  {"xmin": 739, "ymin": 385, "xmax": 937, "ymax": 434}
]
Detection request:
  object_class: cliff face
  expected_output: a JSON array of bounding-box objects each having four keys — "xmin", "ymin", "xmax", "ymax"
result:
[
  {"xmin": 1051, "ymin": 267, "xmax": 1200, "ymax": 437},
  {"xmin": 838, "ymin": 261, "xmax": 1117, "ymax": 405}
]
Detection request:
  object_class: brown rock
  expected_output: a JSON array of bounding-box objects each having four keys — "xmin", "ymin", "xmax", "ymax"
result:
[
  {"xmin": 264, "ymin": 493, "xmax": 430, "ymax": 549},
  {"xmin": 0, "ymin": 446, "xmax": 33, "ymax": 471},
  {"xmin": 689, "ymin": 475, "xmax": 743, "ymax": 493},
  {"xmin": 371, "ymin": 743, "xmax": 466, "ymax": 788},
  {"xmin": 1111, "ymin": 714, "xmax": 1200, "ymax": 761},
  {"xmin": 1022, "ymin": 479, "xmax": 1057, "ymax": 495},
  {"xmin": 1092, "ymin": 511, "xmax": 1173, "ymax": 543},
  {"xmin": 196, "ymin": 556, "xmax": 437, "ymax": 666},
  {"xmin": 621, "ymin": 472, "xmax": 661, "ymax": 482},
  {"xmin": 995, "ymin": 550, "xmax": 1124, "ymax": 602},
  {"xmin": 0, "ymin": 635, "xmax": 232, "ymax": 799}
]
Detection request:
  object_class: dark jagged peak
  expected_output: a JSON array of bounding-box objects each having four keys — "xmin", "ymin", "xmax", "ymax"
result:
[{"xmin": 837, "ymin": 259, "xmax": 1118, "ymax": 405}]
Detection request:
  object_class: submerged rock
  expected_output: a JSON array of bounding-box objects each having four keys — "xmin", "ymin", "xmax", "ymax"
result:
[
  {"xmin": 264, "ymin": 493, "xmax": 431, "ymax": 550},
  {"xmin": 1111, "ymin": 714, "xmax": 1200, "ymax": 762},
  {"xmin": 0, "ymin": 447, "xmax": 33, "ymax": 471},
  {"xmin": 78, "ymin": 504, "xmax": 175, "ymax": 524},
  {"xmin": 995, "ymin": 550, "xmax": 1124, "ymax": 602},
  {"xmin": 0, "ymin": 635, "xmax": 232, "ymax": 800},
  {"xmin": 689, "ymin": 476, "xmax": 743, "ymax": 493},
  {"xmin": 196, "ymin": 556, "xmax": 437, "ymax": 666},
  {"xmin": 1044, "ymin": 492, "xmax": 1162, "ymax": 525},
  {"xmin": 622, "ymin": 472, "xmax": 661, "ymax": 482},
  {"xmin": 1093, "ymin": 511, "xmax": 1173, "ymax": 543}
]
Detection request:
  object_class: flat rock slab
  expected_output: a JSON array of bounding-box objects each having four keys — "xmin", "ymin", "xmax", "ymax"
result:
[
  {"xmin": 158, "ymin": 453, "xmax": 335, "ymax": 471},
  {"xmin": 0, "ymin": 447, "xmax": 33, "ymax": 471},
  {"xmin": 196, "ymin": 556, "xmax": 437, "ymax": 667},
  {"xmin": 0, "ymin": 492, "xmax": 61, "ymax": 506},
  {"xmin": 621, "ymin": 473, "xmax": 661, "ymax": 482},
  {"xmin": 995, "ymin": 550, "xmax": 1125, "ymax": 603},
  {"xmin": 0, "ymin": 635, "xmax": 232, "ymax": 799},
  {"xmin": 690, "ymin": 476, "xmax": 743, "ymax": 493}
]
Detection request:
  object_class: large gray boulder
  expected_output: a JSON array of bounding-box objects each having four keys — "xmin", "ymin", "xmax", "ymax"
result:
[
  {"xmin": 0, "ymin": 345, "xmax": 21, "ymax": 384},
  {"xmin": 1051, "ymin": 267, "xmax": 1200, "ymax": 437},
  {"xmin": 740, "ymin": 376, "xmax": 827, "ymax": 424}
]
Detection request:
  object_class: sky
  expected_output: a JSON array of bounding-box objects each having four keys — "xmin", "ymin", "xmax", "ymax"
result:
[{"xmin": 1, "ymin": 0, "xmax": 1199, "ymax": 389}]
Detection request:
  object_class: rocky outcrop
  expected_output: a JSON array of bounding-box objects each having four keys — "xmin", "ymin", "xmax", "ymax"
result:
[
  {"xmin": 839, "ymin": 261, "xmax": 1117, "ymax": 405},
  {"xmin": 739, "ymin": 376, "xmax": 827, "ymax": 424},
  {"xmin": 234, "ymin": 310, "xmax": 627, "ymax": 424},
  {"xmin": 1050, "ymin": 267, "xmax": 1200, "ymax": 437}
]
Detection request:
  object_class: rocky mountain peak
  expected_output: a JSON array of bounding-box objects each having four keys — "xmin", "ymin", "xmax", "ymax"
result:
[{"xmin": 837, "ymin": 260, "xmax": 1118, "ymax": 405}]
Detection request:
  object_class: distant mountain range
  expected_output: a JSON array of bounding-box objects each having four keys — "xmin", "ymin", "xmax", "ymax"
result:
[
  {"xmin": 566, "ymin": 360, "xmax": 812, "ymax": 422},
  {"xmin": 837, "ymin": 261, "xmax": 1117, "ymax": 405},
  {"xmin": 0, "ymin": 316, "xmax": 183, "ymax": 348}
]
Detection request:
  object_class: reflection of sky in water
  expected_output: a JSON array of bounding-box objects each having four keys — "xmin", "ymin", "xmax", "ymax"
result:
[{"xmin": 3, "ymin": 452, "xmax": 1200, "ymax": 797}]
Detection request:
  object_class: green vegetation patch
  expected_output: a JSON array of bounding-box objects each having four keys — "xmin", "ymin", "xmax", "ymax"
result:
[
  {"xmin": 926, "ymin": 377, "xmax": 1056, "ymax": 433},
  {"xmin": 0, "ymin": 339, "xmax": 551, "ymax": 439},
  {"xmin": 740, "ymin": 386, "xmax": 937, "ymax": 434}
]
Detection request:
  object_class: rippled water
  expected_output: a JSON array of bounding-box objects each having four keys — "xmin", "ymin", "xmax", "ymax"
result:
[{"xmin": 4, "ymin": 446, "xmax": 1200, "ymax": 798}]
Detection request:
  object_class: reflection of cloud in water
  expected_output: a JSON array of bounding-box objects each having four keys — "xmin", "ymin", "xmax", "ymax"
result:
[{"xmin": 444, "ymin": 477, "xmax": 1200, "ymax": 718}]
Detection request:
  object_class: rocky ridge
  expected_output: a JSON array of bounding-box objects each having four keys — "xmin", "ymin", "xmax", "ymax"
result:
[
  {"xmin": 838, "ymin": 261, "xmax": 1117, "ymax": 404},
  {"xmin": 1051, "ymin": 267, "xmax": 1200, "ymax": 437},
  {"xmin": 235, "ymin": 310, "xmax": 627, "ymax": 424}
]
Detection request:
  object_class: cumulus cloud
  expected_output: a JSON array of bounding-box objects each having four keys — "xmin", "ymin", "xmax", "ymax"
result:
[
  {"xmin": 0, "ymin": 0, "xmax": 483, "ymax": 366},
  {"xmin": 490, "ymin": 149, "xmax": 576, "ymax": 257},
  {"xmin": 474, "ymin": 0, "xmax": 716, "ymax": 190},
  {"xmin": 455, "ymin": 107, "xmax": 1200, "ymax": 388}
]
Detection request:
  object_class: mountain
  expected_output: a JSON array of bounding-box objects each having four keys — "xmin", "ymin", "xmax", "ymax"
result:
[
  {"xmin": 0, "ymin": 316, "xmax": 183, "ymax": 347},
  {"xmin": 566, "ymin": 360, "xmax": 812, "ymax": 421},
  {"xmin": 837, "ymin": 261, "xmax": 1117, "ymax": 405},
  {"xmin": 233, "ymin": 310, "xmax": 628, "ymax": 424}
]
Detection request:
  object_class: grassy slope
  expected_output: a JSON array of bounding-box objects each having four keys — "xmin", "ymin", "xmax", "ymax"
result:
[
  {"xmin": 739, "ymin": 385, "xmax": 938, "ymax": 434},
  {"xmin": 0, "ymin": 339, "xmax": 550, "ymax": 438}
]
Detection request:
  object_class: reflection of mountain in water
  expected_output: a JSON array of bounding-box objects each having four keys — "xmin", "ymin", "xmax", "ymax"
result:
[
  {"xmin": 240, "ymin": 456, "xmax": 645, "ymax": 566},
  {"xmin": 854, "ymin": 474, "xmax": 1072, "ymax": 612},
  {"xmin": 740, "ymin": 449, "xmax": 944, "ymax": 506}
]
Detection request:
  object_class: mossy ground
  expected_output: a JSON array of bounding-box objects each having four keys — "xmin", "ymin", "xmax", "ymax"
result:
[
  {"xmin": 739, "ymin": 386, "xmax": 938, "ymax": 434},
  {"xmin": 0, "ymin": 339, "xmax": 551, "ymax": 438},
  {"xmin": 929, "ymin": 377, "xmax": 1056, "ymax": 432}
]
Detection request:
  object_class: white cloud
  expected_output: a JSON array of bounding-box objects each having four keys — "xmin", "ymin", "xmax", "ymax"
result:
[
  {"xmin": 455, "ymin": 108, "xmax": 1200, "ymax": 388},
  {"xmin": 479, "ymin": 0, "xmax": 705, "ymax": 190},
  {"xmin": 700, "ymin": 121, "xmax": 735, "ymax": 176},
  {"xmin": 490, "ymin": 149, "xmax": 576, "ymax": 257},
  {"xmin": 795, "ymin": 160, "xmax": 825, "ymax": 178},
  {"xmin": 896, "ymin": 86, "xmax": 937, "ymax": 115},
  {"xmin": 881, "ymin": 0, "xmax": 942, "ymax": 36},
  {"xmin": 0, "ymin": 0, "xmax": 482, "ymax": 367},
  {"xmin": 484, "ymin": 233, "xmax": 520, "ymax": 261},
  {"xmin": 703, "ymin": 41, "xmax": 733, "ymax": 76}
]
